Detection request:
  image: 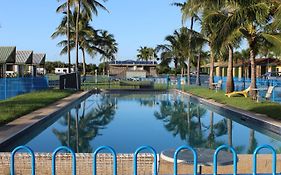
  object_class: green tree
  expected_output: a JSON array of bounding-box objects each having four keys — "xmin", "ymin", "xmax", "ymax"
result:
[
  {"xmin": 156, "ymin": 28, "xmax": 189, "ymax": 76},
  {"xmin": 215, "ymin": 0, "xmax": 281, "ymax": 97},
  {"xmin": 173, "ymin": 1, "xmax": 201, "ymax": 85},
  {"xmin": 53, "ymin": 96, "xmax": 116, "ymax": 153},
  {"xmin": 137, "ymin": 46, "xmax": 156, "ymax": 61},
  {"xmin": 56, "ymin": 0, "xmax": 108, "ymax": 71},
  {"xmin": 56, "ymin": 0, "xmax": 72, "ymax": 73}
]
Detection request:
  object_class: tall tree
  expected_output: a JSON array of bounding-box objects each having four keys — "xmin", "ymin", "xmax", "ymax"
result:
[
  {"xmin": 215, "ymin": 0, "xmax": 281, "ymax": 97},
  {"xmin": 56, "ymin": 0, "xmax": 72, "ymax": 73},
  {"xmin": 137, "ymin": 46, "xmax": 156, "ymax": 61},
  {"xmin": 173, "ymin": 1, "xmax": 201, "ymax": 85},
  {"xmin": 74, "ymin": 0, "xmax": 108, "ymax": 72}
]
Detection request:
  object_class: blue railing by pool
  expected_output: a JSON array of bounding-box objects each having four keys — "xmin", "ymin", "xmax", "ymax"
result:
[
  {"xmin": 0, "ymin": 77, "xmax": 49, "ymax": 100},
  {"xmin": 10, "ymin": 144, "xmax": 278, "ymax": 175}
]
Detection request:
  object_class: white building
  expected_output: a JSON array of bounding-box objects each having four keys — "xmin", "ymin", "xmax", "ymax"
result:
[{"xmin": 55, "ymin": 67, "xmax": 74, "ymax": 75}]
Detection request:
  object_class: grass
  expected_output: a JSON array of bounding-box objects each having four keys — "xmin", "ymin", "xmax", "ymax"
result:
[
  {"xmin": 0, "ymin": 89, "xmax": 74, "ymax": 125},
  {"xmin": 183, "ymin": 86, "xmax": 281, "ymax": 120}
]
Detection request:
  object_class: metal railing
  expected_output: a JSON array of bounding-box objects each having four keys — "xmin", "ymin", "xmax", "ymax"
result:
[{"xmin": 10, "ymin": 144, "xmax": 277, "ymax": 175}]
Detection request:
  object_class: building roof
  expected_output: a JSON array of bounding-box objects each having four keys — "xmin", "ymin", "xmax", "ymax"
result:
[
  {"xmin": 33, "ymin": 53, "xmax": 46, "ymax": 65},
  {"xmin": 201, "ymin": 57, "xmax": 281, "ymax": 68},
  {"xmin": 16, "ymin": 51, "xmax": 33, "ymax": 64},
  {"xmin": 109, "ymin": 60, "xmax": 157, "ymax": 65},
  {"xmin": 0, "ymin": 46, "xmax": 16, "ymax": 64}
]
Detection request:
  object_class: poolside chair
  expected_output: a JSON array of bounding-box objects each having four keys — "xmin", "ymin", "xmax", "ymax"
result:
[
  {"xmin": 225, "ymin": 86, "xmax": 251, "ymax": 98},
  {"xmin": 213, "ymin": 80, "xmax": 222, "ymax": 92},
  {"xmin": 264, "ymin": 85, "xmax": 275, "ymax": 100}
]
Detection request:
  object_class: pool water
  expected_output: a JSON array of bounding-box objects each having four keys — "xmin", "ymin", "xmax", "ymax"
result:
[{"xmin": 5, "ymin": 92, "xmax": 281, "ymax": 153}]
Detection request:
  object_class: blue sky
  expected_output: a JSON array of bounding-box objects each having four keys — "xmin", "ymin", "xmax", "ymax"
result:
[{"xmin": 0, "ymin": 0, "xmax": 191, "ymax": 65}]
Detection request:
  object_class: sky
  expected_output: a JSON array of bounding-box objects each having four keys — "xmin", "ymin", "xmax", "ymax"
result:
[{"xmin": 0, "ymin": 0, "xmax": 190, "ymax": 65}]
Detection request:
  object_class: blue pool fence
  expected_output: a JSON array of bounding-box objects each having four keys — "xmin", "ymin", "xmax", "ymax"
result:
[
  {"xmin": 10, "ymin": 144, "xmax": 277, "ymax": 175},
  {"xmin": 0, "ymin": 77, "xmax": 49, "ymax": 100}
]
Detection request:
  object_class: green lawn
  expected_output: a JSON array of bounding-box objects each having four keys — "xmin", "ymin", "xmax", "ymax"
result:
[
  {"xmin": 0, "ymin": 89, "xmax": 74, "ymax": 125},
  {"xmin": 183, "ymin": 86, "xmax": 281, "ymax": 120}
]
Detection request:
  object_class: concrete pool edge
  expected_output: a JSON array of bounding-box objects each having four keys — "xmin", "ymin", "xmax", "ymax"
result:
[
  {"xmin": 174, "ymin": 89, "xmax": 281, "ymax": 135},
  {"xmin": 0, "ymin": 90, "xmax": 95, "ymax": 149}
]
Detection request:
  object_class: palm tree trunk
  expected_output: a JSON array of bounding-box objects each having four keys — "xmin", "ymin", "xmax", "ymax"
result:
[
  {"xmin": 75, "ymin": 107, "xmax": 79, "ymax": 153},
  {"xmin": 248, "ymin": 129, "xmax": 255, "ymax": 153},
  {"xmin": 67, "ymin": 0, "xmax": 71, "ymax": 73},
  {"xmin": 209, "ymin": 49, "xmax": 215, "ymax": 89},
  {"xmin": 81, "ymin": 48, "xmax": 87, "ymax": 82},
  {"xmin": 174, "ymin": 58, "xmax": 178, "ymax": 75},
  {"xmin": 197, "ymin": 107, "xmax": 201, "ymax": 132},
  {"xmin": 187, "ymin": 57, "xmax": 190, "ymax": 85},
  {"xmin": 226, "ymin": 45, "xmax": 234, "ymax": 93},
  {"xmin": 67, "ymin": 112, "xmax": 71, "ymax": 147},
  {"xmin": 227, "ymin": 119, "xmax": 232, "ymax": 147},
  {"xmin": 187, "ymin": 17, "xmax": 194, "ymax": 86},
  {"xmin": 81, "ymin": 48, "xmax": 86, "ymax": 76},
  {"xmin": 187, "ymin": 96, "xmax": 190, "ymax": 133},
  {"xmin": 249, "ymin": 47, "xmax": 257, "ymax": 97},
  {"xmin": 196, "ymin": 53, "xmax": 201, "ymax": 86},
  {"xmin": 209, "ymin": 111, "xmax": 214, "ymax": 148},
  {"xmin": 75, "ymin": 0, "xmax": 81, "ymax": 71}
]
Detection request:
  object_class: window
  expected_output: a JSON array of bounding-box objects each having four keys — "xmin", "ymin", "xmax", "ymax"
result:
[{"xmin": 6, "ymin": 65, "xmax": 13, "ymax": 71}]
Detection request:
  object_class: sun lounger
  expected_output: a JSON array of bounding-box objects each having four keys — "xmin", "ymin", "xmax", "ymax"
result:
[
  {"xmin": 225, "ymin": 86, "xmax": 251, "ymax": 98},
  {"xmin": 265, "ymin": 86, "xmax": 275, "ymax": 100},
  {"xmin": 212, "ymin": 80, "xmax": 222, "ymax": 92}
]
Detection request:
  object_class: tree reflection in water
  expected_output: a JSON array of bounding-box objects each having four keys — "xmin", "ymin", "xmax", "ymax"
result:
[
  {"xmin": 154, "ymin": 95, "xmax": 241, "ymax": 149},
  {"xmin": 53, "ymin": 95, "xmax": 116, "ymax": 153}
]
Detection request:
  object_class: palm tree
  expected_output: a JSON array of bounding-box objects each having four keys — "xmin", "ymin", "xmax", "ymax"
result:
[
  {"xmin": 137, "ymin": 46, "xmax": 156, "ymax": 61},
  {"xmin": 74, "ymin": 0, "xmax": 108, "ymax": 72},
  {"xmin": 156, "ymin": 40, "xmax": 181, "ymax": 73},
  {"xmin": 99, "ymin": 30, "xmax": 118, "ymax": 74},
  {"xmin": 215, "ymin": 0, "xmax": 281, "ymax": 97},
  {"xmin": 205, "ymin": 5, "xmax": 243, "ymax": 93},
  {"xmin": 156, "ymin": 28, "xmax": 190, "ymax": 77},
  {"xmin": 188, "ymin": 30, "xmax": 208, "ymax": 86},
  {"xmin": 173, "ymin": 1, "xmax": 201, "ymax": 85},
  {"xmin": 57, "ymin": 0, "xmax": 108, "ymax": 70},
  {"xmin": 53, "ymin": 96, "xmax": 116, "ymax": 153},
  {"xmin": 52, "ymin": 11, "xmax": 117, "ymax": 78},
  {"xmin": 56, "ymin": 0, "xmax": 72, "ymax": 73},
  {"xmin": 52, "ymin": 11, "xmax": 95, "ymax": 76}
]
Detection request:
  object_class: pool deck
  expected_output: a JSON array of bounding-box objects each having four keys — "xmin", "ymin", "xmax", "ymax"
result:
[
  {"xmin": 174, "ymin": 89, "xmax": 281, "ymax": 135},
  {"xmin": 0, "ymin": 90, "xmax": 93, "ymax": 149}
]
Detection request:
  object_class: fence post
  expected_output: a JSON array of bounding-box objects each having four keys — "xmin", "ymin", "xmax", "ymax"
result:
[
  {"xmin": 173, "ymin": 145, "xmax": 197, "ymax": 175},
  {"xmin": 93, "ymin": 146, "xmax": 117, "ymax": 175},
  {"xmin": 10, "ymin": 145, "xmax": 36, "ymax": 175},
  {"xmin": 252, "ymin": 145, "xmax": 276, "ymax": 175},
  {"xmin": 134, "ymin": 146, "xmax": 158, "ymax": 175},
  {"xmin": 52, "ymin": 146, "xmax": 76, "ymax": 175},
  {"xmin": 213, "ymin": 145, "xmax": 237, "ymax": 175}
]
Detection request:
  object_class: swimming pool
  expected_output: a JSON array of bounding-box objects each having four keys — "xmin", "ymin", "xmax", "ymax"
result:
[{"xmin": 4, "ymin": 92, "xmax": 281, "ymax": 153}]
